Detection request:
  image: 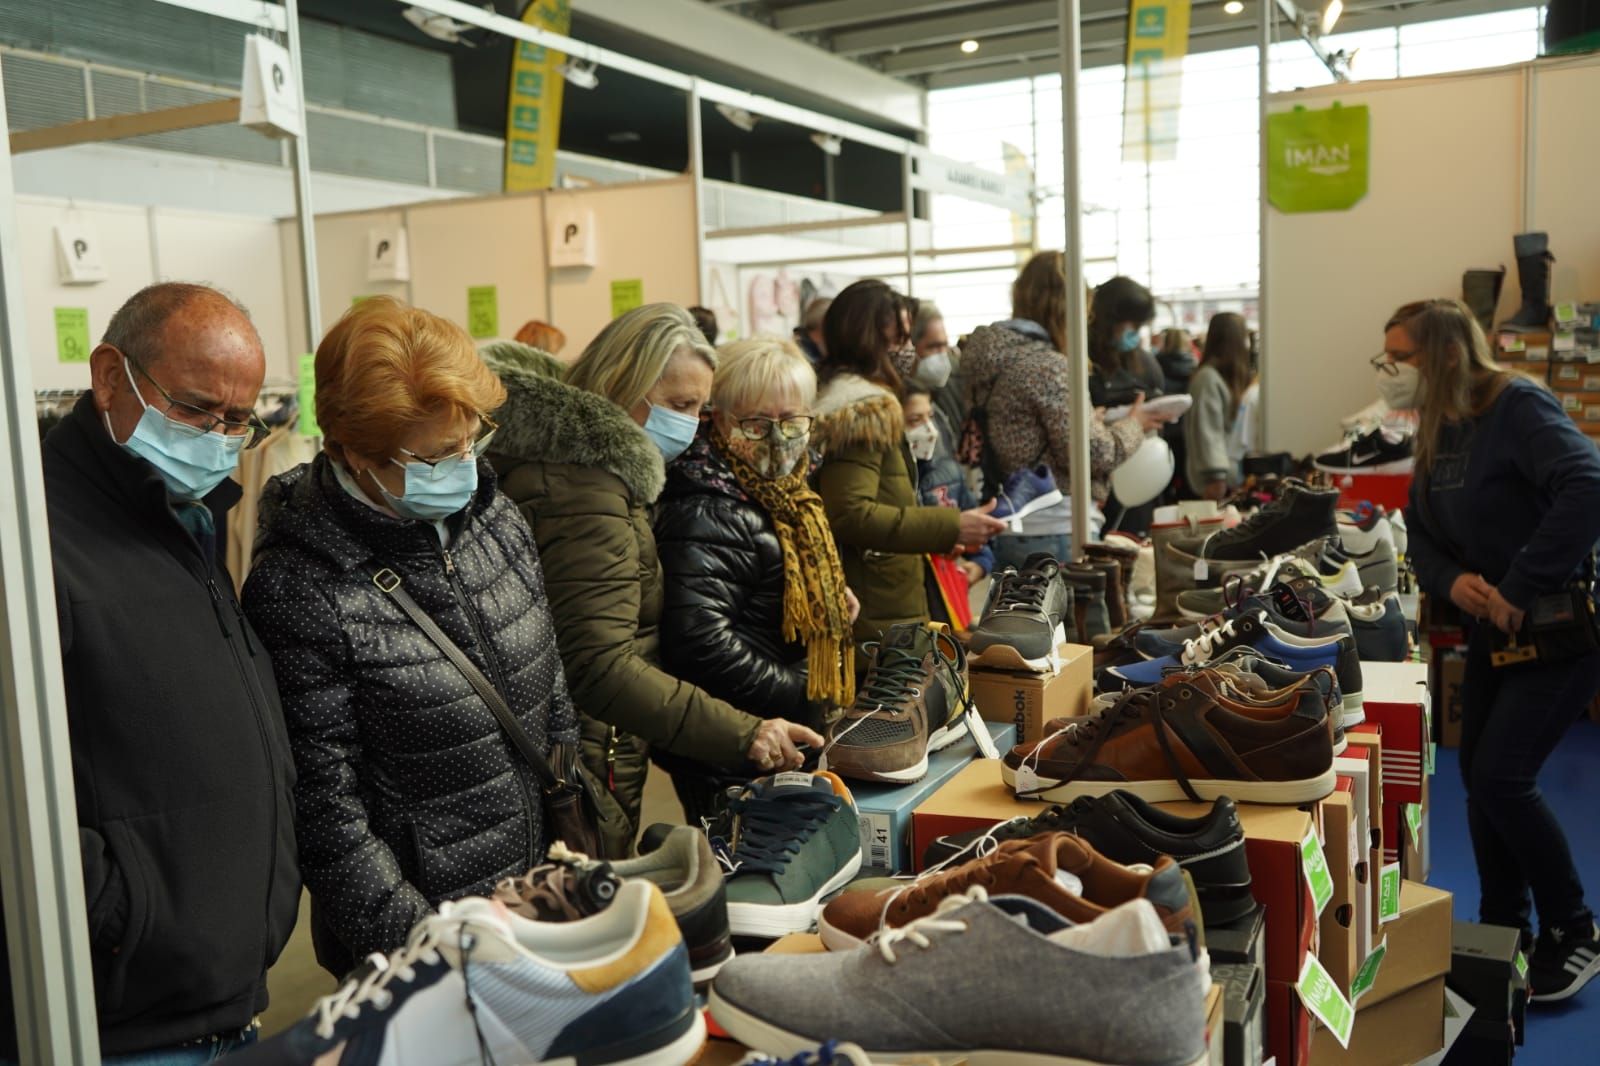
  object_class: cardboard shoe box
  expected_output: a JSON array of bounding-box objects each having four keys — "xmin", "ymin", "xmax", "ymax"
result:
[
  {"xmin": 1356, "ymin": 661, "xmax": 1430, "ymax": 806},
  {"xmin": 969, "ymin": 642, "xmax": 1091, "ymax": 743},
  {"xmin": 1433, "ymin": 648, "xmax": 1467, "ymax": 748},
  {"xmin": 1317, "ymin": 789, "xmax": 1361, "ymax": 994},
  {"xmin": 1449, "ymin": 921, "xmax": 1526, "ymax": 1047},
  {"xmin": 1206, "ymin": 903, "xmax": 1266, "ymax": 973},
  {"xmin": 1212, "ymin": 963, "xmax": 1265, "ymax": 1066},
  {"xmin": 1367, "ymin": 880, "xmax": 1454, "ymax": 1007},
  {"xmin": 1264, "ymin": 978, "xmax": 1311, "ymax": 1066},
  {"xmin": 909, "ymin": 759, "xmax": 1045, "ymax": 871},
  {"xmin": 1311, "ymin": 975, "xmax": 1446, "ymax": 1065}
]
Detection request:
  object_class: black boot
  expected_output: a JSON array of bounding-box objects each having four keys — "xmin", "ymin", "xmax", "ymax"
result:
[
  {"xmin": 1505, "ymin": 232, "xmax": 1555, "ymax": 331},
  {"xmin": 1461, "ymin": 267, "xmax": 1505, "ymax": 334}
]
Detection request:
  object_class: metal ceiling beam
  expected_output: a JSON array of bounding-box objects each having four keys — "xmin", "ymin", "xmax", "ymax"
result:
[
  {"xmin": 880, "ymin": 28, "xmax": 1062, "ymax": 75},
  {"xmin": 832, "ymin": 0, "xmax": 1063, "ymax": 56},
  {"xmin": 774, "ymin": 0, "xmax": 978, "ymax": 34}
]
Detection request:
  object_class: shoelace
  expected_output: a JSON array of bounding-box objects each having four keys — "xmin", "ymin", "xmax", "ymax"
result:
[
  {"xmin": 825, "ymin": 633, "xmax": 969, "ymax": 759},
  {"xmin": 990, "ymin": 564, "xmax": 1054, "ymax": 615},
  {"xmin": 877, "ymin": 887, "xmax": 985, "ymax": 964},
  {"xmin": 493, "ymin": 843, "xmax": 618, "ymax": 922},
  {"xmin": 314, "ymin": 910, "xmax": 464, "ymax": 1038},
  {"xmin": 721, "ymin": 789, "xmax": 843, "ymax": 876},
  {"xmin": 1017, "ymin": 688, "xmax": 1206, "ymax": 803},
  {"xmin": 1179, "ymin": 616, "xmax": 1245, "ymax": 665},
  {"xmin": 745, "ymin": 1040, "xmax": 851, "ymax": 1066}
]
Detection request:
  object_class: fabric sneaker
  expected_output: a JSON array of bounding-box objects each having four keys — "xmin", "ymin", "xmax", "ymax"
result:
[
  {"xmin": 825, "ymin": 622, "xmax": 969, "ymax": 783},
  {"xmin": 1176, "ymin": 556, "xmax": 1362, "ymax": 619},
  {"xmin": 736, "ymin": 1041, "xmax": 883, "ymax": 1065},
  {"xmin": 968, "ymin": 553, "xmax": 1072, "ymax": 672},
  {"xmin": 720, "ymin": 771, "xmax": 863, "ymax": 938},
  {"xmin": 1314, "ymin": 426, "xmax": 1414, "ymax": 474},
  {"xmin": 919, "ymin": 793, "xmax": 1254, "ymax": 926},
  {"xmin": 495, "ymin": 828, "xmax": 735, "ymax": 986},
  {"xmin": 1315, "ymin": 535, "xmax": 1398, "ymax": 594},
  {"xmin": 1529, "ymin": 919, "xmax": 1600, "ymax": 1002},
  {"xmin": 1187, "ymin": 480, "xmax": 1339, "ymax": 561},
  {"xmin": 991, "ymin": 464, "xmax": 1064, "ymax": 526},
  {"xmin": 1346, "ymin": 593, "xmax": 1408, "ymax": 662},
  {"xmin": 1337, "ymin": 507, "xmax": 1397, "ymax": 557},
  {"xmin": 1003, "ymin": 674, "xmax": 1335, "ymax": 805},
  {"xmin": 227, "ymin": 881, "xmax": 704, "ymax": 1066},
  {"xmin": 817, "ymin": 832, "xmax": 1193, "ymax": 950},
  {"xmin": 711, "ymin": 889, "xmax": 1208, "ymax": 1064}
]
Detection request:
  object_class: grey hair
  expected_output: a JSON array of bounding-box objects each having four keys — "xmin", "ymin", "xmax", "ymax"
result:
[
  {"xmin": 102, "ymin": 282, "xmax": 259, "ymax": 367},
  {"xmin": 712, "ymin": 335, "xmax": 817, "ymax": 414},
  {"xmin": 912, "ymin": 299, "xmax": 945, "ymax": 343}
]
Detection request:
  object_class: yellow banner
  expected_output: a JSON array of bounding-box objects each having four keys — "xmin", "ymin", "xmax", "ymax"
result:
[
  {"xmin": 504, "ymin": 0, "xmax": 571, "ymax": 192},
  {"xmin": 1122, "ymin": 0, "xmax": 1190, "ymax": 164}
]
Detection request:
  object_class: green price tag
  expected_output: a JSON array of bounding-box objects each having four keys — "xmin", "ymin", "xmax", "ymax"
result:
[
  {"xmin": 297, "ymin": 353, "xmax": 320, "ymax": 437},
  {"xmin": 1298, "ymin": 953, "xmax": 1356, "ymax": 1049},
  {"xmin": 55, "ymin": 307, "xmax": 90, "ymax": 363},
  {"xmin": 1556, "ymin": 302, "xmax": 1578, "ymax": 323},
  {"xmin": 1300, "ymin": 830, "xmax": 1335, "ymax": 917},
  {"xmin": 1405, "ymin": 803, "xmax": 1423, "ymax": 849},
  {"xmin": 467, "ymin": 285, "xmax": 499, "ymax": 339},
  {"xmin": 1426, "ymin": 740, "xmax": 1437, "ymax": 776},
  {"xmin": 1351, "ymin": 936, "xmax": 1387, "ymax": 1003},
  {"xmin": 610, "ymin": 278, "xmax": 644, "ymax": 318},
  {"xmin": 1379, "ymin": 861, "xmax": 1401, "ymax": 923},
  {"xmin": 1514, "ymin": 951, "xmax": 1528, "ymax": 980}
]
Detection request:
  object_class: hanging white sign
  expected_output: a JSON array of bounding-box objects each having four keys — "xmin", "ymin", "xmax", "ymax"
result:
[
  {"xmin": 366, "ymin": 227, "xmax": 411, "ymax": 283},
  {"xmin": 239, "ymin": 34, "xmax": 303, "ymax": 139},
  {"xmin": 547, "ymin": 204, "xmax": 597, "ymax": 269},
  {"xmin": 54, "ymin": 221, "xmax": 108, "ymax": 285}
]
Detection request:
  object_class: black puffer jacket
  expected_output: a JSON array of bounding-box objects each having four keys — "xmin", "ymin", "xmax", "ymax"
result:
[
  {"xmin": 653, "ymin": 427, "xmax": 811, "ymax": 725},
  {"xmin": 242, "ymin": 454, "xmax": 577, "ymax": 970}
]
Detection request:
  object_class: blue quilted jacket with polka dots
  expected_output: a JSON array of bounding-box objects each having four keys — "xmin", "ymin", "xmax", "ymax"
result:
[{"xmin": 242, "ymin": 453, "xmax": 578, "ymax": 970}]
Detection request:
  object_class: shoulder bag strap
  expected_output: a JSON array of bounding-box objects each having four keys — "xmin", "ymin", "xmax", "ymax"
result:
[{"xmin": 372, "ymin": 567, "xmax": 563, "ymax": 792}]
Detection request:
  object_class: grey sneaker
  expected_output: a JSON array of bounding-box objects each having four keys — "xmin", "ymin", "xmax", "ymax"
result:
[
  {"xmin": 710, "ymin": 888, "xmax": 1208, "ymax": 1064},
  {"xmin": 968, "ymin": 553, "xmax": 1072, "ymax": 671}
]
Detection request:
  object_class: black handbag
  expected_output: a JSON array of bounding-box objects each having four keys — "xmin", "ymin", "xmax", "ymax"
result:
[
  {"xmin": 372, "ymin": 567, "xmax": 630, "ymax": 858},
  {"xmin": 1489, "ymin": 585, "xmax": 1600, "ymax": 668}
]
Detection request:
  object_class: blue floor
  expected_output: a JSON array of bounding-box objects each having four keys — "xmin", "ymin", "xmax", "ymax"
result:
[{"xmin": 1429, "ymin": 718, "xmax": 1600, "ymax": 1061}]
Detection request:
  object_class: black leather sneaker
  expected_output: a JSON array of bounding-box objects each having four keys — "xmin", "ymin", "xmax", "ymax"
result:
[
  {"xmin": 969, "ymin": 555, "xmax": 1073, "ymax": 672},
  {"xmin": 1187, "ymin": 481, "xmax": 1339, "ymax": 561},
  {"xmin": 919, "ymin": 791, "xmax": 1255, "ymax": 925}
]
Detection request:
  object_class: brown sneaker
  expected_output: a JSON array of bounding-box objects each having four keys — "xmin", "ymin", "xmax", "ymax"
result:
[
  {"xmin": 1004, "ymin": 672, "xmax": 1334, "ymax": 805},
  {"xmin": 824, "ymin": 622, "xmax": 969, "ymax": 784},
  {"xmin": 816, "ymin": 832, "xmax": 1193, "ymax": 950}
]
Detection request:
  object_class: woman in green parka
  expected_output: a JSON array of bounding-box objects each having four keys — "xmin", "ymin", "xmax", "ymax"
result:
[
  {"xmin": 813, "ymin": 280, "xmax": 1006, "ymax": 645},
  {"xmin": 482, "ymin": 304, "xmax": 823, "ymax": 843}
]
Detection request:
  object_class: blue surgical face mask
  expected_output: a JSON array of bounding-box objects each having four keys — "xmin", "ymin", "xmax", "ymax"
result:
[
  {"xmin": 376, "ymin": 453, "xmax": 479, "ymax": 522},
  {"xmin": 1118, "ymin": 328, "xmax": 1142, "ymax": 353},
  {"xmin": 643, "ymin": 404, "xmax": 699, "ymax": 462},
  {"xmin": 108, "ymin": 358, "xmax": 246, "ymax": 501}
]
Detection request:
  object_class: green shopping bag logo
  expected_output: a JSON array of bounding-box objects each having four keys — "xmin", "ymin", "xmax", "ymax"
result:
[{"xmin": 1268, "ymin": 103, "xmax": 1369, "ymax": 212}]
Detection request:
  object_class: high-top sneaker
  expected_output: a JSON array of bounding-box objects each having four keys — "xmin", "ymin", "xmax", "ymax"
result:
[
  {"xmin": 825, "ymin": 623, "xmax": 969, "ymax": 783},
  {"xmin": 1188, "ymin": 481, "xmax": 1339, "ymax": 561},
  {"xmin": 1063, "ymin": 563, "xmax": 1112, "ymax": 642},
  {"xmin": 969, "ymin": 554, "xmax": 1073, "ymax": 672}
]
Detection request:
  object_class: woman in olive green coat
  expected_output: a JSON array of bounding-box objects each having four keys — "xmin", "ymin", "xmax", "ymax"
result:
[
  {"xmin": 813, "ymin": 281, "xmax": 1006, "ymax": 645},
  {"xmin": 483, "ymin": 305, "xmax": 823, "ymax": 841}
]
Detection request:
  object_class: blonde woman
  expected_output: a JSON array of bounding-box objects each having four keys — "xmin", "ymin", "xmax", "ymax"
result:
[
  {"xmin": 1394, "ymin": 298, "xmax": 1600, "ymax": 1002},
  {"xmin": 653, "ymin": 337, "xmax": 858, "ymax": 823},
  {"xmin": 482, "ymin": 305, "xmax": 823, "ymax": 837}
]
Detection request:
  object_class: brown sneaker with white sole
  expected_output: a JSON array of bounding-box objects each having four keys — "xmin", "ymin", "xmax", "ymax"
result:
[{"xmin": 824, "ymin": 622, "xmax": 969, "ymax": 784}]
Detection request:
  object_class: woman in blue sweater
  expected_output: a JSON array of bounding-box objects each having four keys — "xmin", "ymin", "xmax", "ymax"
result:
[{"xmin": 1395, "ymin": 299, "xmax": 1600, "ymax": 1003}]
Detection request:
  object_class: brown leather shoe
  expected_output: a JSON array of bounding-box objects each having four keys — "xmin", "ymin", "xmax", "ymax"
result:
[
  {"xmin": 825, "ymin": 623, "xmax": 969, "ymax": 784},
  {"xmin": 1004, "ymin": 673, "xmax": 1334, "ymax": 805},
  {"xmin": 816, "ymin": 832, "xmax": 1194, "ymax": 950}
]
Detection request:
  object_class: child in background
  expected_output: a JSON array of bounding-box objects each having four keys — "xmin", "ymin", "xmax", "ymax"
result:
[{"xmin": 904, "ymin": 384, "xmax": 993, "ymax": 627}]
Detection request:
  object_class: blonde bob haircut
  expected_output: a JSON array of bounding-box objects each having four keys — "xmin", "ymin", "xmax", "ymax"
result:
[
  {"xmin": 712, "ymin": 336, "xmax": 817, "ymax": 415},
  {"xmin": 315, "ymin": 296, "xmax": 507, "ymax": 458},
  {"xmin": 566, "ymin": 303, "xmax": 716, "ymax": 411}
]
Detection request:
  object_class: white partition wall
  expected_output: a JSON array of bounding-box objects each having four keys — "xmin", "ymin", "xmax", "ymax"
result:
[
  {"xmin": 1263, "ymin": 52, "xmax": 1600, "ymax": 458},
  {"xmin": 407, "ymin": 195, "xmax": 548, "ymax": 342}
]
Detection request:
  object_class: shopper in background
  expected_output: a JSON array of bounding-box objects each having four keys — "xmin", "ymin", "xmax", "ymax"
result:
[
  {"xmin": 905, "ymin": 382, "xmax": 994, "ymax": 620},
  {"xmin": 910, "ymin": 298, "xmax": 967, "ymax": 453},
  {"xmin": 813, "ymin": 279, "xmax": 1003, "ymax": 645},
  {"xmin": 1089, "ymin": 276, "xmax": 1168, "ymax": 532},
  {"xmin": 514, "ymin": 318, "xmax": 566, "ymax": 356},
  {"xmin": 18, "ymin": 282, "xmax": 298, "ymax": 1061},
  {"xmin": 1155, "ymin": 327, "xmax": 1198, "ymax": 396},
  {"xmin": 484, "ymin": 304, "xmax": 823, "ymax": 836},
  {"xmin": 1184, "ymin": 312, "xmax": 1254, "ymax": 500},
  {"xmin": 653, "ymin": 337, "xmax": 856, "ymax": 824},
  {"xmin": 243, "ymin": 298, "xmax": 576, "ymax": 975},
  {"xmin": 962, "ymin": 252, "xmax": 1167, "ymax": 569},
  {"xmin": 1396, "ymin": 298, "xmax": 1600, "ymax": 1002},
  {"xmin": 793, "ymin": 296, "xmax": 831, "ymax": 366},
  {"xmin": 689, "ymin": 305, "xmax": 719, "ymax": 345}
]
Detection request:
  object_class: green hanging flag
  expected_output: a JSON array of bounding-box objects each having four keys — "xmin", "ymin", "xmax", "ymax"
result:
[{"xmin": 1267, "ymin": 103, "xmax": 1370, "ymax": 213}]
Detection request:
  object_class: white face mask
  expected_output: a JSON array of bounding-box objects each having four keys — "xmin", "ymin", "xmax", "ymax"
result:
[
  {"xmin": 912, "ymin": 351, "xmax": 953, "ymax": 390},
  {"xmin": 905, "ymin": 420, "xmax": 940, "ymax": 462},
  {"xmin": 1377, "ymin": 363, "xmax": 1423, "ymax": 410}
]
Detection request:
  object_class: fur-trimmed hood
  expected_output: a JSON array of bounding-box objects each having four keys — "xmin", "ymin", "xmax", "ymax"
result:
[
  {"xmin": 812, "ymin": 373, "xmax": 904, "ymax": 455},
  {"xmin": 481, "ymin": 341, "xmax": 665, "ymax": 504}
]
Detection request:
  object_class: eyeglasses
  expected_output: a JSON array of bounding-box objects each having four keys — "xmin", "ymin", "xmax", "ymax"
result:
[
  {"xmin": 732, "ymin": 415, "xmax": 814, "ymax": 441},
  {"xmin": 397, "ymin": 415, "xmax": 499, "ymax": 473},
  {"xmin": 1369, "ymin": 351, "xmax": 1419, "ymax": 376},
  {"xmin": 127, "ymin": 356, "xmax": 271, "ymax": 449}
]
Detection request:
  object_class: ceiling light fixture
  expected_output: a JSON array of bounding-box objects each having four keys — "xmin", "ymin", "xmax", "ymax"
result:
[
  {"xmin": 715, "ymin": 103, "xmax": 759, "ymax": 132},
  {"xmin": 810, "ymin": 132, "xmax": 843, "ymax": 156},
  {"xmin": 959, "ymin": 39, "xmax": 980, "ymax": 54},
  {"xmin": 1223, "ymin": 1, "xmax": 1244, "ymax": 13},
  {"xmin": 401, "ymin": 5, "xmax": 478, "ymax": 45},
  {"xmin": 559, "ymin": 58, "xmax": 599, "ymax": 90},
  {"xmin": 1321, "ymin": 0, "xmax": 1343, "ymax": 33}
]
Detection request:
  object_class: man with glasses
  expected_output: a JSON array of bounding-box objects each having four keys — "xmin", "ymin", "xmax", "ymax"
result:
[{"xmin": 4, "ymin": 283, "xmax": 301, "ymax": 1063}]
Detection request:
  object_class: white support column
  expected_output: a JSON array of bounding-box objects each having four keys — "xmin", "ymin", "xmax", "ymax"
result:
[
  {"xmin": 0, "ymin": 53, "xmax": 102, "ymax": 1066},
  {"xmin": 902, "ymin": 151, "xmax": 916, "ymax": 297},
  {"xmin": 1058, "ymin": 0, "xmax": 1092, "ymax": 555},
  {"xmin": 688, "ymin": 79, "xmax": 708, "ymax": 305},
  {"xmin": 284, "ymin": 0, "xmax": 322, "ymax": 350},
  {"xmin": 1258, "ymin": 0, "xmax": 1271, "ymax": 448}
]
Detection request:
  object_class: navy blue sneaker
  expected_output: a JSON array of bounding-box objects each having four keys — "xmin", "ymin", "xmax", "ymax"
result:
[{"xmin": 992, "ymin": 465, "xmax": 1064, "ymax": 526}]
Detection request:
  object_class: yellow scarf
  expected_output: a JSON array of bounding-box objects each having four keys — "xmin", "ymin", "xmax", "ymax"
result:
[{"xmin": 714, "ymin": 429, "xmax": 855, "ymax": 706}]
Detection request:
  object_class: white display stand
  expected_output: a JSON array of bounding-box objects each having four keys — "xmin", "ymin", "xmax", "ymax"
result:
[{"xmin": 1263, "ymin": 52, "xmax": 1600, "ymax": 458}]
